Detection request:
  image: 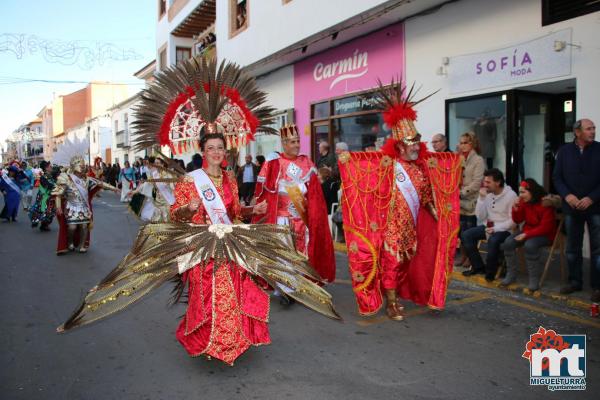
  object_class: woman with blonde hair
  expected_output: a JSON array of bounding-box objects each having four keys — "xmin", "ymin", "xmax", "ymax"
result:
[{"xmin": 455, "ymin": 131, "xmax": 485, "ymax": 267}]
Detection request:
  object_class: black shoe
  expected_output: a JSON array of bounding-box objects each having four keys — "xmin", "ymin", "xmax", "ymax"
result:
[
  {"xmin": 279, "ymin": 295, "xmax": 296, "ymax": 307},
  {"xmin": 484, "ymin": 274, "xmax": 495, "ymax": 282},
  {"xmin": 591, "ymin": 289, "xmax": 600, "ymax": 303},
  {"xmin": 462, "ymin": 268, "xmax": 484, "ymax": 277},
  {"xmin": 31, "ymin": 222, "xmax": 39, "ymax": 228},
  {"xmin": 40, "ymin": 225, "xmax": 51, "ymax": 232},
  {"xmin": 560, "ymin": 284, "xmax": 582, "ymax": 295}
]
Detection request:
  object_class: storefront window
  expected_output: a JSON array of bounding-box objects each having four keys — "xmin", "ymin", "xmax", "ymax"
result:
[
  {"xmin": 310, "ymin": 90, "xmax": 389, "ymax": 158},
  {"xmin": 516, "ymin": 93, "xmax": 550, "ymax": 185},
  {"xmin": 448, "ymin": 95, "xmax": 507, "ymax": 171},
  {"xmin": 333, "ymin": 114, "xmax": 388, "ymax": 151},
  {"xmin": 312, "ymin": 102, "xmax": 329, "ymax": 120}
]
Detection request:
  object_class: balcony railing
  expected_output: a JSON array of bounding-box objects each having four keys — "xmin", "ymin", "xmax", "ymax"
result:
[{"xmin": 116, "ymin": 130, "xmax": 130, "ymax": 148}]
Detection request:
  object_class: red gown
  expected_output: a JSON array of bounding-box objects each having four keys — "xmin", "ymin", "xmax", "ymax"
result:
[{"xmin": 170, "ymin": 173, "xmax": 270, "ymax": 365}]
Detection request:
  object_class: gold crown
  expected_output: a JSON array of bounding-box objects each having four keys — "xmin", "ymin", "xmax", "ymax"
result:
[{"xmin": 279, "ymin": 124, "xmax": 299, "ymax": 140}]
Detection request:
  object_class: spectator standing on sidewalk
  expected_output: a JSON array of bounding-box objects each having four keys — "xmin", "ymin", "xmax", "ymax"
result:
[
  {"xmin": 455, "ymin": 131, "xmax": 485, "ymax": 267},
  {"xmin": 553, "ymin": 118, "xmax": 600, "ymax": 302}
]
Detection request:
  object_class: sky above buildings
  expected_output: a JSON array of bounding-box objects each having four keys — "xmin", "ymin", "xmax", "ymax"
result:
[{"xmin": 0, "ymin": 0, "xmax": 156, "ymax": 141}]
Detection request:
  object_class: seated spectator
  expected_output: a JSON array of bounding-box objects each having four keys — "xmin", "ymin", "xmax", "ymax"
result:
[
  {"xmin": 462, "ymin": 168, "xmax": 517, "ymax": 281},
  {"xmin": 500, "ymin": 178, "xmax": 557, "ymax": 291}
]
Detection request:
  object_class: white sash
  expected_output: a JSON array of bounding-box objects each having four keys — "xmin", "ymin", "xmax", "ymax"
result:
[
  {"xmin": 151, "ymin": 168, "xmax": 175, "ymax": 205},
  {"xmin": 188, "ymin": 169, "xmax": 232, "ymax": 225},
  {"xmin": 1, "ymin": 174, "xmax": 20, "ymax": 193},
  {"xmin": 68, "ymin": 174, "xmax": 89, "ymax": 205},
  {"xmin": 394, "ymin": 161, "xmax": 420, "ymax": 225}
]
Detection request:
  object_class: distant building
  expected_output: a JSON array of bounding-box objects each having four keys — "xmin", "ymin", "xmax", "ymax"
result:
[{"xmin": 45, "ymin": 82, "xmax": 130, "ymax": 161}]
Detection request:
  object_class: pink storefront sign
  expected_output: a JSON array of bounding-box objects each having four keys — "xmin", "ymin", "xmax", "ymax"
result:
[{"xmin": 293, "ymin": 22, "xmax": 405, "ymax": 154}]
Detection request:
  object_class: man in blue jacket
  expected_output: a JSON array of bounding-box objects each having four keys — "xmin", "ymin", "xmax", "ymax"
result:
[{"xmin": 553, "ymin": 118, "xmax": 600, "ymax": 302}]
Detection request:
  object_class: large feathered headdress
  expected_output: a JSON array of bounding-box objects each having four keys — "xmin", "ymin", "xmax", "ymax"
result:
[
  {"xmin": 374, "ymin": 77, "xmax": 438, "ymax": 145},
  {"xmin": 51, "ymin": 137, "xmax": 89, "ymax": 168},
  {"xmin": 132, "ymin": 57, "xmax": 277, "ymax": 155}
]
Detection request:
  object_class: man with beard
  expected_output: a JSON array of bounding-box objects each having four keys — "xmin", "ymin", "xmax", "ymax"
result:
[{"xmin": 338, "ymin": 80, "xmax": 461, "ymax": 320}]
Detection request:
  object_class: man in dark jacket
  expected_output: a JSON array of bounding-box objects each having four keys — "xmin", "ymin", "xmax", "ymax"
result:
[
  {"xmin": 553, "ymin": 118, "xmax": 600, "ymax": 301},
  {"xmin": 236, "ymin": 154, "xmax": 259, "ymax": 205},
  {"xmin": 316, "ymin": 141, "xmax": 336, "ymax": 170}
]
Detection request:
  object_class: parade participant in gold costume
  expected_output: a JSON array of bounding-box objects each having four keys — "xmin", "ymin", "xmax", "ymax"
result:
[
  {"xmin": 57, "ymin": 58, "xmax": 339, "ymax": 366},
  {"xmin": 52, "ymin": 139, "xmax": 118, "ymax": 254},
  {"xmin": 338, "ymin": 79, "xmax": 462, "ymax": 320}
]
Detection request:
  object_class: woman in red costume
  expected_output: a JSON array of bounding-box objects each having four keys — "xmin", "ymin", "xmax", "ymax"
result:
[{"xmin": 170, "ymin": 131, "xmax": 271, "ymax": 364}]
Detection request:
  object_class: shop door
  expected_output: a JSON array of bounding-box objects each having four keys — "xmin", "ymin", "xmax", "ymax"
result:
[
  {"xmin": 312, "ymin": 121, "xmax": 330, "ymax": 161},
  {"xmin": 511, "ymin": 91, "xmax": 551, "ymax": 189}
]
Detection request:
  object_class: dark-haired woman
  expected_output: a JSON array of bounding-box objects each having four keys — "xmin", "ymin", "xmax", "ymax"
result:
[
  {"xmin": 29, "ymin": 160, "xmax": 57, "ymax": 231},
  {"xmin": 500, "ymin": 178, "xmax": 557, "ymax": 291},
  {"xmin": 170, "ymin": 133, "xmax": 271, "ymax": 365}
]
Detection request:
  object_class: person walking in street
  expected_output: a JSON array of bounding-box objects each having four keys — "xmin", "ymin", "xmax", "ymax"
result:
[
  {"xmin": 500, "ymin": 178, "xmax": 557, "ymax": 292},
  {"xmin": 19, "ymin": 161, "xmax": 35, "ymax": 211},
  {"xmin": 53, "ymin": 153, "xmax": 118, "ymax": 254},
  {"xmin": 29, "ymin": 160, "xmax": 58, "ymax": 231},
  {"xmin": 119, "ymin": 161, "xmax": 136, "ymax": 202},
  {"xmin": 462, "ymin": 168, "xmax": 517, "ymax": 281},
  {"xmin": 0, "ymin": 165, "xmax": 22, "ymax": 222},
  {"xmin": 252, "ymin": 124, "xmax": 336, "ymax": 287},
  {"xmin": 553, "ymin": 118, "xmax": 600, "ymax": 302}
]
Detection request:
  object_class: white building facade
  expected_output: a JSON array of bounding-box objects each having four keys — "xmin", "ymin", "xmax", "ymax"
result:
[
  {"xmin": 156, "ymin": 0, "xmax": 600, "ymax": 189},
  {"xmin": 109, "ymin": 93, "xmax": 146, "ymax": 165}
]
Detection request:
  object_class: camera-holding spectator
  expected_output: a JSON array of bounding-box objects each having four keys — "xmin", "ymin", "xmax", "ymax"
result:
[
  {"xmin": 462, "ymin": 168, "xmax": 517, "ymax": 281},
  {"xmin": 553, "ymin": 118, "xmax": 600, "ymax": 301},
  {"xmin": 500, "ymin": 178, "xmax": 557, "ymax": 291}
]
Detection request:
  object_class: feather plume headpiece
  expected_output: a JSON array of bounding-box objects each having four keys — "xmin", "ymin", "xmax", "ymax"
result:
[
  {"xmin": 374, "ymin": 77, "xmax": 438, "ymax": 145},
  {"xmin": 51, "ymin": 137, "xmax": 89, "ymax": 168},
  {"xmin": 132, "ymin": 57, "xmax": 277, "ymax": 155}
]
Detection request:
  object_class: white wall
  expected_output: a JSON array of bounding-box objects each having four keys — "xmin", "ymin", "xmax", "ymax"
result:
[
  {"xmin": 157, "ymin": 0, "xmax": 203, "ymax": 68},
  {"xmin": 404, "ymin": 0, "xmax": 600, "ymax": 142},
  {"xmin": 255, "ymin": 65, "xmax": 294, "ymax": 111},
  {"xmin": 216, "ymin": 0, "xmax": 390, "ymax": 66}
]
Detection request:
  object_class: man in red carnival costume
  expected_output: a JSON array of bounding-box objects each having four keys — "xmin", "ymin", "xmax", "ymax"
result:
[
  {"xmin": 253, "ymin": 124, "xmax": 336, "ymax": 285},
  {"xmin": 338, "ymin": 80, "xmax": 462, "ymax": 320}
]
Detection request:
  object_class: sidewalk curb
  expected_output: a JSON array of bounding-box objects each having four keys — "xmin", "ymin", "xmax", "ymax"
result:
[{"xmin": 333, "ymin": 242, "xmax": 592, "ymax": 312}]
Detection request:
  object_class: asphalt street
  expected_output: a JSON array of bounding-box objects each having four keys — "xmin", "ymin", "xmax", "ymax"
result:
[{"xmin": 1, "ymin": 191, "xmax": 598, "ymax": 400}]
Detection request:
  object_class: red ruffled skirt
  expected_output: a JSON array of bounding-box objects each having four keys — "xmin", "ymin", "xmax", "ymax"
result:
[{"xmin": 175, "ymin": 260, "xmax": 271, "ymax": 365}]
